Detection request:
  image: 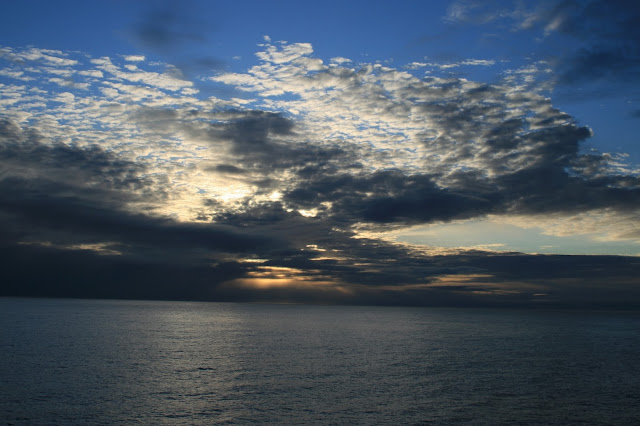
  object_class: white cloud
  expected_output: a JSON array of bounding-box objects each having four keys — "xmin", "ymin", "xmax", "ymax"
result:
[
  {"xmin": 330, "ymin": 57, "xmax": 351, "ymax": 65},
  {"xmin": 3, "ymin": 47, "xmax": 78, "ymax": 66},
  {"xmin": 255, "ymin": 42, "xmax": 314, "ymax": 64},
  {"xmin": 406, "ymin": 62, "xmax": 427, "ymax": 69},
  {"xmin": 0, "ymin": 69, "xmax": 33, "ymax": 81},
  {"xmin": 78, "ymin": 69, "xmax": 104, "ymax": 78},
  {"xmin": 124, "ymin": 55, "xmax": 146, "ymax": 62},
  {"xmin": 91, "ymin": 56, "xmax": 192, "ymax": 91},
  {"xmin": 418, "ymin": 59, "xmax": 496, "ymax": 70},
  {"xmin": 461, "ymin": 59, "xmax": 495, "ymax": 66}
]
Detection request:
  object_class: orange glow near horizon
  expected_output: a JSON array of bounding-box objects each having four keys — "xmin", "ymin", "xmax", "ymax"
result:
[{"xmin": 224, "ymin": 266, "xmax": 350, "ymax": 292}]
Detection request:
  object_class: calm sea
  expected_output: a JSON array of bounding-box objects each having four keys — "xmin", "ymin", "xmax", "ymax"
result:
[{"xmin": 1, "ymin": 298, "xmax": 639, "ymax": 425}]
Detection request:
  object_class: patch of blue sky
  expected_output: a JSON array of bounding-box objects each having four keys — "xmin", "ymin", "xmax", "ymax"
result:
[{"xmin": 394, "ymin": 220, "xmax": 640, "ymax": 256}]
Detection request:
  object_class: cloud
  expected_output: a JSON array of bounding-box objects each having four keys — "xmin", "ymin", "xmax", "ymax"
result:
[
  {"xmin": 536, "ymin": 1, "xmax": 640, "ymax": 86},
  {"xmin": 124, "ymin": 55, "xmax": 146, "ymax": 62},
  {"xmin": 412, "ymin": 58, "xmax": 496, "ymax": 71},
  {"xmin": 0, "ymin": 47, "xmax": 78, "ymax": 67},
  {"xmin": 210, "ymin": 42, "xmax": 640, "ymax": 228},
  {"xmin": 284, "ymin": 170, "xmax": 494, "ymax": 225},
  {"xmin": 1, "ymin": 41, "xmax": 639, "ymax": 307},
  {"xmin": 92, "ymin": 56, "xmax": 193, "ymax": 91},
  {"xmin": 127, "ymin": 1, "xmax": 223, "ymax": 80},
  {"xmin": 0, "ymin": 242, "xmax": 249, "ymax": 301},
  {"xmin": 0, "ymin": 118, "xmax": 281, "ymax": 260},
  {"xmin": 130, "ymin": 2, "xmax": 206, "ymax": 51},
  {"xmin": 447, "ymin": 1, "xmax": 640, "ymax": 89},
  {"xmin": 0, "ymin": 117, "xmax": 149, "ymax": 195}
]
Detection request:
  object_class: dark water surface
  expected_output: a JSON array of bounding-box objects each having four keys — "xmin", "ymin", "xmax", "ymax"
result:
[{"xmin": 2, "ymin": 298, "xmax": 639, "ymax": 424}]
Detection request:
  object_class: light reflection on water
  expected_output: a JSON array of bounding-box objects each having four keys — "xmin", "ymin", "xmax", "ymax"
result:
[{"xmin": 2, "ymin": 298, "xmax": 639, "ymax": 424}]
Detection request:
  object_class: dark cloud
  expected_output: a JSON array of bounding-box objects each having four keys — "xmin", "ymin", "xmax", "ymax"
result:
[
  {"xmin": 0, "ymin": 119, "xmax": 148, "ymax": 194},
  {"xmin": 0, "ymin": 242, "xmax": 247, "ymax": 301},
  {"xmin": 212, "ymin": 164, "xmax": 247, "ymax": 174},
  {"xmin": 132, "ymin": 6, "xmax": 206, "ymax": 51},
  {"xmin": 479, "ymin": 1, "xmax": 638, "ymax": 88},
  {"xmin": 278, "ymin": 118, "xmax": 638, "ymax": 228},
  {"xmin": 540, "ymin": 0, "xmax": 640, "ymax": 85},
  {"xmin": 3, "ymin": 145, "xmax": 639, "ymax": 308},
  {"xmin": 216, "ymin": 111, "xmax": 355, "ymax": 179},
  {"xmin": 134, "ymin": 107, "xmax": 355, "ymax": 185},
  {"xmin": 443, "ymin": 1, "xmax": 640, "ymax": 100},
  {"xmin": 0, "ymin": 178, "xmax": 280, "ymax": 257},
  {"xmin": 0, "ymin": 118, "xmax": 283, "ymax": 264},
  {"xmin": 324, "ymin": 250, "xmax": 640, "ymax": 308},
  {"xmin": 190, "ymin": 190, "xmax": 640, "ymax": 308},
  {"xmin": 128, "ymin": 0, "xmax": 224, "ymax": 85},
  {"xmin": 284, "ymin": 170, "xmax": 496, "ymax": 225},
  {"xmin": 499, "ymin": 166, "xmax": 640, "ymax": 215},
  {"xmin": 0, "ymin": 119, "xmax": 296, "ymax": 302},
  {"xmin": 4, "ymin": 229, "xmax": 639, "ymax": 307},
  {"xmin": 222, "ymin": 111, "xmax": 295, "ymax": 153}
]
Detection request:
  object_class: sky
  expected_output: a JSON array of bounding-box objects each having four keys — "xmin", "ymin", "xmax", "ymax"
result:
[{"xmin": 1, "ymin": 0, "xmax": 639, "ymax": 308}]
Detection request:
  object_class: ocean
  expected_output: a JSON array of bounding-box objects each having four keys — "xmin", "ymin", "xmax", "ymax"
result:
[{"xmin": 2, "ymin": 298, "xmax": 639, "ymax": 424}]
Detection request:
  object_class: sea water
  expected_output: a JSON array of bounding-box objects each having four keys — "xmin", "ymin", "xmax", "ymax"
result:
[{"xmin": 1, "ymin": 298, "xmax": 639, "ymax": 424}]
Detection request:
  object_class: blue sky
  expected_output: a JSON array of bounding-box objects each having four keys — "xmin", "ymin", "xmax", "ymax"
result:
[{"xmin": 1, "ymin": 0, "xmax": 639, "ymax": 307}]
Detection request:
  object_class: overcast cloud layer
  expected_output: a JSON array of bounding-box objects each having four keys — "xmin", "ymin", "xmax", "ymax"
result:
[{"xmin": 1, "ymin": 1, "xmax": 639, "ymax": 308}]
